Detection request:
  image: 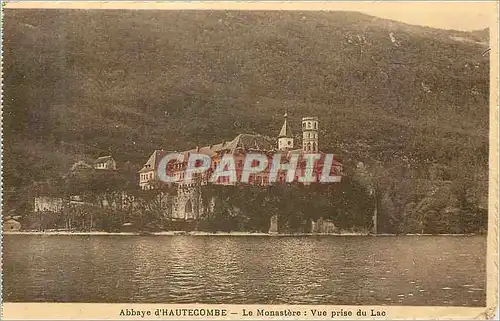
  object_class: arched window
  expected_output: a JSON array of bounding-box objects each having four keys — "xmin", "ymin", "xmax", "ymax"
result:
[
  {"xmin": 307, "ymin": 142, "xmax": 311, "ymax": 151},
  {"xmin": 308, "ymin": 122, "xmax": 311, "ymax": 128},
  {"xmin": 312, "ymin": 142, "xmax": 317, "ymax": 151},
  {"xmin": 302, "ymin": 123, "xmax": 306, "ymax": 129},
  {"xmin": 314, "ymin": 123, "xmax": 317, "ymax": 129}
]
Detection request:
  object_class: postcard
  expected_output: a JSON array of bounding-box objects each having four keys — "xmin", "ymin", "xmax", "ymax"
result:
[{"xmin": 1, "ymin": 1, "xmax": 498, "ymax": 320}]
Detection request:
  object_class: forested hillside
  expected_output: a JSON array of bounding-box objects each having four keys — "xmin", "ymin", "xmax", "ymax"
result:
[{"xmin": 3, "ymin": 10, "xmax": 490, "ymax": 233}]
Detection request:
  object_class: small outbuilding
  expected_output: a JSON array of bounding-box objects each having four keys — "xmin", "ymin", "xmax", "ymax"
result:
[
  {"xmin": 93, "ymin": 155, "xmax": 117, "ymax": 170},
  {"xmin": 4, "ymin": 219, "xmax": 22, "ymax": 231}
]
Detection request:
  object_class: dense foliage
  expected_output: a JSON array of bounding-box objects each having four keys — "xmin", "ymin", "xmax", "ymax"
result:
[
  {"xmin": 21, "ymin": 168, "xmax": 487, "ymax": 234},
  {"xmin": 197, "ymin": 180, "xmax": 374, "ymax": 233}
]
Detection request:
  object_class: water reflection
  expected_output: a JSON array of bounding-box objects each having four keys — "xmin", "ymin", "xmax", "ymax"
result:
[{"xmin": 3, "ymin": 235, "xmax": 486, "ymax": 306}]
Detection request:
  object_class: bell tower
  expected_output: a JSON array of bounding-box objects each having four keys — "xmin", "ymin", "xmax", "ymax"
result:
[
  {"xmin": 302, "ymin": 116, "xmax": 318, "ymax": 152},
  {"xmin": 278, "ymin": 112, "xmax": 294, "ymax": 151}
]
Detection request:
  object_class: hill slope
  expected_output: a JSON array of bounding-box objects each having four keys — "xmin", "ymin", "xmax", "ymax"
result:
[{"xmin": 3, "ymin": 10, "xmax": 490, "ymax": 224}]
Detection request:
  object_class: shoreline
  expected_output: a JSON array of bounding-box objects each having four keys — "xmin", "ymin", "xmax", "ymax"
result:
[{"xmin": 3, "ymin": 231, "xmax": 483, "ymax": 237}]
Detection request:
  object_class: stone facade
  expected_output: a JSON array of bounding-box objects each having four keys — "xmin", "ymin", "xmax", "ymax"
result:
[
  {"xmin": 171, "ymin": 187, "xmax": 202, "ymax": 220},
  {"xmin": 34, "ymin": 196, "xmax": 64, "ymax": 213},
  {"xmin": 302, "ymin": 116, "xmax": 319, "ymax": 152},
  {"xmin": 268, "ymin": 214, "xmax": 279, "ymax": 234},
  {"xmin": 311, "ymin": 217, "xmax": 337, "ymax": 234}
]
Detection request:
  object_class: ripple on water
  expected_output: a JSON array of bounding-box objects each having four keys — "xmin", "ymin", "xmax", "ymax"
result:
[{"xmin": 2, "ymin": 235, "xmax": 487, "ymax": 306}]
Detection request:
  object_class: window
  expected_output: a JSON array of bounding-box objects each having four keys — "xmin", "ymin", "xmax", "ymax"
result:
[
  {"xmin": 302, "ymin": 123, "xmax": 306, "ymax": 129},
  {"xmin": 314, "ymin": 123, "xmax": 317, "ymax": 129}
]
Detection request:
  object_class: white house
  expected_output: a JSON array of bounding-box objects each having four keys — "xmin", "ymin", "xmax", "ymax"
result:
[{"xmin": 93, "ymin": 155, "xmax": 117, "ymax": 170}]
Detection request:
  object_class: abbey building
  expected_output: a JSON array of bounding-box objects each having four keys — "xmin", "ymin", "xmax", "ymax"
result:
[
  {"xmin": 139, "ymin": 114, "xmax": 340, "ymax": 189},
  {"xmin": 138, "ymin": 114, "xmax": 343, "ymax": 221}
]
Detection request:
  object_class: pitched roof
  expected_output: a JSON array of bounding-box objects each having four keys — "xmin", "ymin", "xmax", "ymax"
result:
[
  {"xmin": 139, "ymin": 134, "xmax": 277, "ymax": 173},
  {"xmin": 70, "ymin": 160, "xmax": 93, "ymax": 171},
  {"xmin": 139, "ymin": 150, "xmax": 167, "ymax": 173},
  {"xmin": 175, "ymin": 133, "xmax": 275, "ymax": 157},
  {"xmin": 94, "ymin": 155, "xmax": 114, "ymax": 164},
  {"xmin": 223, "ymin": 133, "xmax": 275, "ymax": 153},
  {"xmin": 278, "ymin": 116, "xmax": 292, "ymax": 138}
]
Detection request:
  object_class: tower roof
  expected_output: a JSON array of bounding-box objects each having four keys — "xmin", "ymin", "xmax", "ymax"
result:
[{"xmin": 278, "ymin": 112, "xmax": 293, "ymax": 138}]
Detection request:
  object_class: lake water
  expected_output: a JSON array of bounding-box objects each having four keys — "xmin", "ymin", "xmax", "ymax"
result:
[{"xmin": 3, "ymin": 235, "xmax": 486, "ymax": 306}]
